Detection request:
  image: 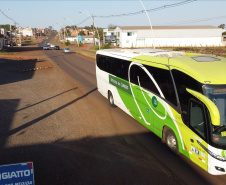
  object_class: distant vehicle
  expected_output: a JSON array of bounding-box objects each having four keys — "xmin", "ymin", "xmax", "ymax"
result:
[
  {"xmin": 43, "ymin": 45, "xmax": 49, "ymax": 50},
  {"xmin": 54, "ymin": 46, "xmax": 60, "ymax": 50},
  {"xmin": 47, "ymin": 43, "xmax": 51, "ymax": 46},
  {"xmin": 11, "ymin": 42, "xmax": 16, "ymax": 46},
  {"xmin": 63, "ymin": 48, "xmax": 71, "ymax": 53},
  {"xmin": 50, "ymin": 44, "xmax": 55, "ymax": 48}
]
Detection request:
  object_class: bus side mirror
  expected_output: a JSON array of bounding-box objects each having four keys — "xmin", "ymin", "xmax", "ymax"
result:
[{"xmin": 186, "ymin": 88, "xmax": 220, "ymax": 126}]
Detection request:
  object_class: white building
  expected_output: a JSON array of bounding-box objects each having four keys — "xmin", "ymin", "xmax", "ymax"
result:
[
  {"xmin": 112, "ymin": 26, "xmax": 224, "ymax": 48},
  {"xmin": 103, "ymin": 28, "xmax": 115, "ymax": 43},
  {"xmin": 18, "ymin": 28, "xmax": 33, "ymax": 37},
  {"xmin": 66, "ymin": 36, "xmax": 77, "ymax": 42},
  {"xmin": 82, "ymin": 36, "xmax": 99, "ymax": 45}
]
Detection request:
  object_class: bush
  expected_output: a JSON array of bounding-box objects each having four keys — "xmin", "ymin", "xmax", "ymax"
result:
[
  {"xmin": 23, "ymin": 40, "xmax": 32, "ymax": 43},
  {"xmin": 90, "ymin": 45, "xmax": 99, "ymax": 50},
  {"xmin": 101, "ymin": 42, "xmax": 111, "ymax": 49},
  {"xmin": 65, "ymin": 40, "xmax": 71, "ymax": 46},
  {"xmin": 173, "ymin": 47, "xmax": 180, "ymax": 51},
  {"xmin": 76, "ymin": 42, "xmax": 83, "ymax": 47}
]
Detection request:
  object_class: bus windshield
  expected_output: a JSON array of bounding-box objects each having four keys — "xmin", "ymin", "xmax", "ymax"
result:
[{"xmin": 203, "ymin": 85, "xmax": 226, "ymax": 145}]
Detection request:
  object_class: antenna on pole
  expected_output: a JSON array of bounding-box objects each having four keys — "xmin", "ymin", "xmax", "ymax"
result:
[{"xmin": 139, "ymin": 0, "xmax": 155, "ymax": 49}]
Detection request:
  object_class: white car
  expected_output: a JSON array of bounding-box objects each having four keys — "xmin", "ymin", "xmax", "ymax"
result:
[
  {"xmin": 63, "ymin": 48, "xmax": 71, "ymax": 53},
  {"xmin": 50, "ymin": 44, "xmax": 55, "ymax": 48},
  {"xmin": 43, "ymin": 45, "xmax": 49, "ymax": 50}
]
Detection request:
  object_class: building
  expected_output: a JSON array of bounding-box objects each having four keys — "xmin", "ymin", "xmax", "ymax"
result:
[
  {"xmin": 71, "ymin": 28, "xmax": 92, "ymax": 37},
  {"xmin": 0, "ymin": 28, "xmax": 8, "ymax": 47},
  {"xmin": 106, "ymin": 26, "xmax": 224, "ymax": 48},
  {"xmin": 0, "ymin": 38, "xmax": 4, "ymax": 49},
  {"xmin": 18, "ymin": 28, "xmax": 33, "ymax": 37},
  {"xmin": 82, "ymin": 36, "xmax": 99, "ymax": 45},
  {"xmin": 65, "ymin": 36, "xmax": 77, "ymax": 42},
  {"xmin": 103, "ymin": 28, "xmax": 116, "ymax": 44}
]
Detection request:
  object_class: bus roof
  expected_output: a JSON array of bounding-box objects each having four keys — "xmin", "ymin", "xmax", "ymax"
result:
[
  {"xmin": 97, "ymin": 48, "xmax": 185, "ymax": 58},
  {"xmin": 97, "ymin": 49, "xmax": 226, "ymax": 85}
]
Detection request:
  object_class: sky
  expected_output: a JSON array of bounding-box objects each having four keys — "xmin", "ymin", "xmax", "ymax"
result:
[{"xmin": 0, "ymin": 1, "xmax": 226, "ymax": 30}]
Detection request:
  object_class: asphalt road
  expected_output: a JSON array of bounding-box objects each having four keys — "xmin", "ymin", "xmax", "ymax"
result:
[
  {"xmin": 1, "ymin": 41, "xmax": 226, "ymax": 184},
  {"xmin": 43, "ymin": 48, "xmax": 226, "ymax": 185}
]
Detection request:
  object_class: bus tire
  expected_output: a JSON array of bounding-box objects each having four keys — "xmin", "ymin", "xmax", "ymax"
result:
[
  {"xmin": 165, "ymin": 129, "xmax": 179, "ymax": 154},
  {"xmin": 108, "ymin": 91, "xmax": 116, "ymax": 107}
]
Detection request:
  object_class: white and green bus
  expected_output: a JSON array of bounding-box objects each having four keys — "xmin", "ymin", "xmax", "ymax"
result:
[{"xmin": 96, "ymin": 48, "xmax": 226, "ymax": 175}]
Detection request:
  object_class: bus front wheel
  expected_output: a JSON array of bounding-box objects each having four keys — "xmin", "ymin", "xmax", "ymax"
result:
[
  {"xmin": 165, "ymin": 129, "xmax": 179, "ymax": 154},
  {"xmin": 108, "ymin": 91, "xmax": 116, "ymax": 107}
]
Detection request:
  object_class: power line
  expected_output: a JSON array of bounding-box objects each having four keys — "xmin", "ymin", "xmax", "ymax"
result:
[
  {"xmin": 76, "ymin": 17, "xmax": 91, "ymax": 26},
  {"xmin": 75, "ymin": 0, "xmax": 197, "ymax": 27},
  {"xmin": 0, "ymin": 9, "xmax": 20, "ymax": 27},
  {"xmin": 94, "ymin": 0, "xmax": 197, "ymax": 18},
  {"xmin": 159, "ymin": 15, "xmax": 226, "ymax": 26}
]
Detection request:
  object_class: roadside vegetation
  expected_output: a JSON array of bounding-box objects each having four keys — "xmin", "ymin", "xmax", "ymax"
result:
[
  {"xmin": 90, "ymin": 42, "xmax": 111, "ymax": 51},
  {"xmin": 0, "ymin": 49, "xmax": 15, "ymax": 55}
]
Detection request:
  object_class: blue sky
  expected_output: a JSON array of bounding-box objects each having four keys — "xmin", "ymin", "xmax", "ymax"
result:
[{"xmin": 0, "ymin": 1, "xmax": 226, "ymax": 29}]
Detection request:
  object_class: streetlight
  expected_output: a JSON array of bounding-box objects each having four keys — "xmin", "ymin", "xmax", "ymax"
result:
[
  {"xmin": 139, "ymin": 0, "xmax": 155, "ymax": 49},
  {"xmin": 78, "ymin": 11, "xmax": 100, "ymax": 50}
]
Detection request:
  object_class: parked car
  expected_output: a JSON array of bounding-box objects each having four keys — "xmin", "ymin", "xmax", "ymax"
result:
[
  {"xmin": 54, "ymin": 46, "xmax": 60, "ymax": 50},
  {"xmin": 47, "ymin": 43, "xmax": 51, "ymax": 46},
  {"xmin": 43, "ymin": 45, "xmax": 49, "ymax": 50},
  {"xmin": 63, "ymin": 48, "xmax": 71, "ymax": 53},
  {"xmin": 50, "ymin": 44, "xmax": 55, "ymax": 48}
]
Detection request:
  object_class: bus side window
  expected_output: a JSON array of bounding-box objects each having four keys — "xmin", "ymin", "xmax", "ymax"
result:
[
  {"xmin": 121, "ymin": 61, "xmax": 130, "ymax": 81},
  {"xmin": 96, "ymin": 55, "xmax": 105, "ymax": 71},
  {"xmin": 146, "ymin": 66, "xmax": 177, "ymax": 106},
  {"xmin": 130, "ymin": 65, "xmax": 139, "ymax": 85},
  {"xmin": 104, "ymin": 57, "xmax": 112, "ymax": 74},
  {"xmin": 189, "ymin": 100, "xmax": 207, "ymax": 140},
  {"xmin": 111, "ymin": 58, "xmax": 122, "ymax": 77},
  {"xmin": 172, "ymin": 70, "xmax": 201, "ymax": 125}
]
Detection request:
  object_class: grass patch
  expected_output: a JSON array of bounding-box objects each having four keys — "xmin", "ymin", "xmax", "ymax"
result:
[
  {"xmin": 76, "ymin": 51, "xmax": 96, "ymax": 59},
  {"xmin": 0, "ymin": 51, "xmax": 15, "ymax": 55},
  {"xmin": 22, "ymin": 40, "xmax": 33, "ymax": 43}
]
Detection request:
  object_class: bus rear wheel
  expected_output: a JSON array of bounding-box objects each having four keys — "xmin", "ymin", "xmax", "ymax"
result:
[
  {"xmin": 108, "ymin": 91, "xmax": 116, "ymax": 107},
  {"xmin": 165, "ymin": 129, "xmax": 179, "ymax": 154}
]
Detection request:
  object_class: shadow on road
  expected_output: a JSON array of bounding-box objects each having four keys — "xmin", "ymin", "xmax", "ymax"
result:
[
  {"xmin": 0, "ymin": 89, "xmax": 212, "ymax": 185},
  {"xmin": 5, "ymin": 88, "xmax": 97, "ymax": 137},
  {"xmin": 0, "ymin": 132, "xmax": 212, "ymax": 185},
  {"xmin": 0, "ymin": 58, "xmax": 37, "ymax": 85},
  {"xmin": 5, "ymin": 45, "xmax": 43, "ymax": 52},
  {"xmin": 16, "ymin": 87, "xmax": 78, "ymax": 112}
]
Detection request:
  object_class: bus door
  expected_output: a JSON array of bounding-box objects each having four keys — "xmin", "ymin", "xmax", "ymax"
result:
[{"xmin": 183, "ymin": 99, "xmax": 208, "ymax": 171}]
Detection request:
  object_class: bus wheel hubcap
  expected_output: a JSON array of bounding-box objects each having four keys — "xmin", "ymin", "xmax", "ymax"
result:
[{"xmin": 167, "ymin": 135, "xmax": 176, "ymax": 149}]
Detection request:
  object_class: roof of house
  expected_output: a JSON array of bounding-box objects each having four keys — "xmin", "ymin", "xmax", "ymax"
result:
[{"xmin": 117, "ymin": 25, "xmax": 221, "ymax": 30}]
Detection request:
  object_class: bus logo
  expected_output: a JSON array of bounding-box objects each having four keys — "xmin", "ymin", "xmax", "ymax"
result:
[{"xmin": 152, "ymin": 96, "xmax": 158, "ymax": 108}]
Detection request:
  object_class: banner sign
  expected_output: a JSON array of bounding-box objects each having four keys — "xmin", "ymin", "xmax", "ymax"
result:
[
  {"xmin": 109, "ymin": 75, "xmax": 132, "ymax": 95},
  {"xmin": 0, "ymin": 162, "xmax": 34, "ymax": 185}
]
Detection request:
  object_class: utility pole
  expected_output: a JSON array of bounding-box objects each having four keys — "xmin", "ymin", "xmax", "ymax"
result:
[
  {"xmin": 92, "ymin": 15, "xmax": 95, "ymax": 47},
  {"xmin": 10, "ymin": 19, "xmax": 12, "ymax": 46}
]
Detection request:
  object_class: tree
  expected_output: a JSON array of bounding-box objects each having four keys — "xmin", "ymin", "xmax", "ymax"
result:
[
  {"xmin": 108, "ymin": 24, "xmax": 117, "ymax": 29},
  {"xmin": 218, "ymin": 24, "xmax": 225, "ymax": 29},
  {"xmin": 78, "ymin": 31, "xmax": 85, "ymax": 35},
  {"xmin": 95, "ymin": 28, "xmax": 103, "ymax": 41},
  {"xmin": 0, "ymin": 24, "xmax": 16, "ymax": 31}
]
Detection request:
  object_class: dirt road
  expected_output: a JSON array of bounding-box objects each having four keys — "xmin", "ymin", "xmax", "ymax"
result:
[
  {"xmin": 2, "ymin": 43, "xmax": 216, "ymax": 185},
  {"xmin": 0, "ymin": 43, "xmax": 188, "ymax": 185}
]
